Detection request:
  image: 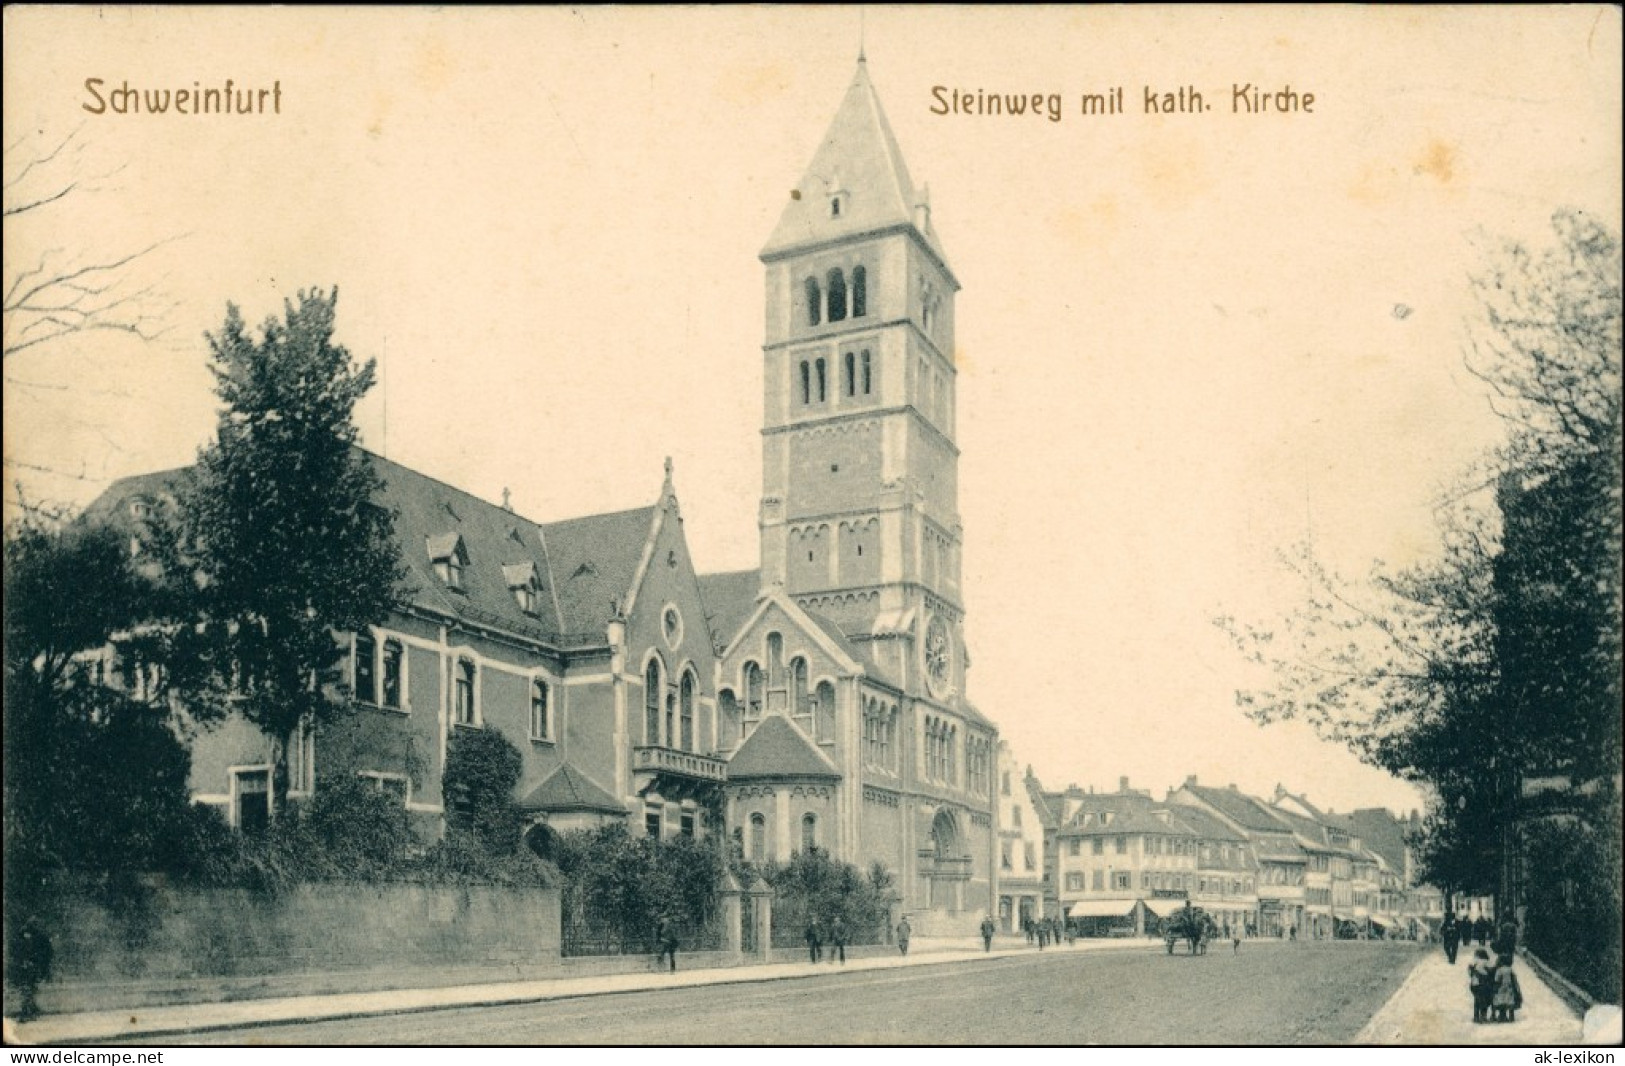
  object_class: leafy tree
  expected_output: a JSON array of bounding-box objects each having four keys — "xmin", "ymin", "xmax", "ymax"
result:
[
  {"xmin": 3, "ymin": 507, "xmax": 202, "ymax": 996},
  {"xmin": 1217, "ymin": 211, "xmax": 1621, "ymax": 917},
  {"xmin": 553, "ymin": 824, "xmax": 723, "ymax": 952},
  {"xmin": 443, "ymin": 727, "xmax": 524, "ymax": 854},
  {"xmin": 162, "ymin": 288, "xmax": 404, "ymax": 813},
  {"xmin": 761, "ymin": 848, "xmax": 892, "ymax": 944}
]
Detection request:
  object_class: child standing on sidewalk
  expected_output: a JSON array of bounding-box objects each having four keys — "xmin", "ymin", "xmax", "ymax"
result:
[
  {"xmin": 1492, "ymin": 955, "xmax": 1524, "ymax": 1023},
  {"xmin": 1468, "ymin": 947, "xmax": 1496, "ymax": 1023}
]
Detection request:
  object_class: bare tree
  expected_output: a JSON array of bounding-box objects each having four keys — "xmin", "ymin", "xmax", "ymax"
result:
[{"xmin": 3, "ymin": 126, "xmax": 178, "ymax": 366}]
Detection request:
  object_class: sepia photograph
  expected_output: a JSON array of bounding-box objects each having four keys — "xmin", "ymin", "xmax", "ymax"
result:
[{"xmin": 2, "ymin": 5, "xmax": 1620, "ymax": 1050}]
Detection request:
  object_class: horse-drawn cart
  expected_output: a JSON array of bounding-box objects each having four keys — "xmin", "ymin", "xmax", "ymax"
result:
[{"xmin": 1162, "ymin": 903, "xmax": 1219, "ymax": 955}]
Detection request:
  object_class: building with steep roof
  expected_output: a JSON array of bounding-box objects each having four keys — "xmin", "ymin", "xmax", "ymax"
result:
[
  {"xmin": 84, "ymin": 57, "xmax": 999, "ymax": 928},
  {"xmin": 993, "ymin": 744, "xmax": 1048, "ymax": 933},
  {"xmin": 1169, "ymin": 777, "xmax": 1307, "ymax": 938}
]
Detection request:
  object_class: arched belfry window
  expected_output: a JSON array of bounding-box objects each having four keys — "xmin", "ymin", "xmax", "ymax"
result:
[
  {"xmin": 644, "ymin": 658, "xmax": 662, "ymax": 746},
  {"xmin": 802, "ymin": 813, "xmax": 818, "ymax": 853},
  {"xmin": 844, "ymin": 352, "xmax": 856, "ymax": 397},
  {"xmin": 852, "ymin": 266, "xmax": 867, "ymax": 318},
  {"xmin": 861, "ymin": 350, "xmax": 873, "ymax": 395},
  {"xmin": 827, "ymin": 269, "xmax": 847, "ymax": 322},
  {"xmin": 799, "ymin": 361, "xmax": 811, "ymax": 405},
  {"xmin": 815, "ymin": 358, "xmax": 827, "ymax": 403},
  {"xmin": 805, "ymin": 278, "xmax": 822, "ymax": 326}
]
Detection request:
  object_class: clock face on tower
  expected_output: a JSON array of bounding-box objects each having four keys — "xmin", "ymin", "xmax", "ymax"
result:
[{"xmin": 924, "ymin": 615, "xmax": 952, "ymax": 697}]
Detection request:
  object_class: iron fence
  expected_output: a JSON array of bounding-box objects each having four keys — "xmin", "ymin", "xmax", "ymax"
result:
[{"xmin": 559, "ymin": 890, "xmax": 722, "ymax": 957}]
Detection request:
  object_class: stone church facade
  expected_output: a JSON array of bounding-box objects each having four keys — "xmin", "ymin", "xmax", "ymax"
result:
[{"xmin": 86, "ymin": 59, "xmax": 997, "ymax": 931}]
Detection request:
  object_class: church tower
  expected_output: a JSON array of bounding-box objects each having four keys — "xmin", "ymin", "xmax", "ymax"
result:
[{"xmin": 758, "ymin": 58, "xmax": 966, "ymax": 706}]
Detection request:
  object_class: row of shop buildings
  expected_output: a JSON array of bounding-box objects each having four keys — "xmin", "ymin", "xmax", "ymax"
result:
[{"xmin": 991, "ymin": 744, "xmax": 1448, "ymax": 940}]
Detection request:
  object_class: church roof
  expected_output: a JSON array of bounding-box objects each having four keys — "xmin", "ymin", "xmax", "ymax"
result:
[
  {"xmin": 518, "ymin": 763, "xmax": 624, "ymax": 814},
  {"xmin": 540, "ymin": 505, "xmax": 658, "ymax": 639},
  {"xmin": 697, "ymin": 568, "xmax": 762, "ymax": 651},
  {"xmin": 725, "ymin": 714, "xmax": 840, "ymax": 780},
  {"xmin": 762, "ymin": 59, "xmax": 951, "ymax": 273}
]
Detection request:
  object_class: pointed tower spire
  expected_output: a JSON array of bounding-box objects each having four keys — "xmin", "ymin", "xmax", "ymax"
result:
[{"xmin": 761, "ymin": 61, "xmax": 951, "ymax": 275}]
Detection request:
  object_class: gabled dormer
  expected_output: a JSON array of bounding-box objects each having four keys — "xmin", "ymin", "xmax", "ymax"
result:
[{"xmin": 427, "ymin": 533, "xmax": 468, "ymax": 591}]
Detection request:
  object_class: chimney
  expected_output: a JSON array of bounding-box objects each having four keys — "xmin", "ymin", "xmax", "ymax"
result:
[
  {"xmin": 1119, "ymin": 776, "xmax": 1130, "ymax": 793},
  {"xmin": 1228, "ymin": 784, "xmax": 1237, "ymax": 791},
  {"xmin": 1184, "ymin": 774, "xmax": 1197, "ymax": 787}
]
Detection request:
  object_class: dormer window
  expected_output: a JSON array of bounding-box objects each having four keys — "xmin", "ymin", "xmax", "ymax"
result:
[
  {"xmin": 428, "ymin": 534, "xmax": 468, "ymax": 591},
  {"xmin": 503, "ymin": 562, "xmax": 542, "ymax": 614}
]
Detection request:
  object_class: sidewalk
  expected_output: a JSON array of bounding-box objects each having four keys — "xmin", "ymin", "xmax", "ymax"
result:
[
  {"xmin": 4, "ymin": 935, "xmax": 1153, "ymax": 1045},
  {"xmin": 1356, "ymin": 948, "xmax": 1590, "ymax": 1045}
]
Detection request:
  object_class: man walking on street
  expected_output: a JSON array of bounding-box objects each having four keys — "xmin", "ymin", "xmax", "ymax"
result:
[
  {"xmin": 896, "ymin": 915, "xmax": 911, "ymax": 956},
  {"xmin": 655, "ymin": 916, "xmax": 679, "ymax": 973},
  {"xmin": 805, "ymin": 916, "xmax": 823, "ymax": 963},
  {"xmin": 829, "ymin": 915, "xmax": 847, "ymax": 964},
  {"xmin": 1442, "ymin": 912, "xmax": 1459, "ymax": 964},
  {"xmin": 981, "ymin": 914, "xmax": 996, "ymax": 952}
]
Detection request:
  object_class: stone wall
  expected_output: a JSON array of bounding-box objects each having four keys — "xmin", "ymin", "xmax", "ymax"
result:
[{"xmin": 23, "ymin": 877, "xmax": 560, "ymax": 1013}]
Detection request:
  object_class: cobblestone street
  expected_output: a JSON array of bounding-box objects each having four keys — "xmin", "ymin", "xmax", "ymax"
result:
[{"xmin": 144, "ymin": 942, "xmax": 1425, "ymax": 1045}]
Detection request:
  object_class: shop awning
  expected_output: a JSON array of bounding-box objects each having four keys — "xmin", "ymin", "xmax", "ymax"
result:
[
  {"xmin": 1066, "ymin": 900, "xmax": 1136, "ymax": 918},
  {"xmin": 1140, "ymin": 898, "xmax": 1187, "ymax": 918}
]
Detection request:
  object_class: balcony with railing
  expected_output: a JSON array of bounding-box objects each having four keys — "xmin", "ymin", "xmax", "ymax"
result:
[{"xmin": 632, "ymin": 745, "xmax": 727, "ymax": 793}]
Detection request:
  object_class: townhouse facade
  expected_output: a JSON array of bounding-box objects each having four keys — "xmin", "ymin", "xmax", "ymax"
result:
[{"xmin": 994, "ymin": 743, "xmax": 1047, "ymax": 933}]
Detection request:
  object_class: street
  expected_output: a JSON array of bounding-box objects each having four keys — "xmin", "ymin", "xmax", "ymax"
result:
[{"xmin": 145, "ymin": 941, "xmax": 1422, "ymax": 1045}]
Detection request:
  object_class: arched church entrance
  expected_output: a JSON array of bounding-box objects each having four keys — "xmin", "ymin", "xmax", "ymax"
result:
[{"xmin": 926, "ymin": 809, "xmax": 970, "ymax": 912}]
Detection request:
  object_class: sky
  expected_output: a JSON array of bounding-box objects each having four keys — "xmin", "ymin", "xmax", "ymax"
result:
[{"xmin": 5, "ymin": 7, "xmax": 1620, "ymax": 816}]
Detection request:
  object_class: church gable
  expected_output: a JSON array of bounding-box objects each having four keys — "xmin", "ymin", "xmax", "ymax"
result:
[
  {"xmin": 621, "ymin": 471, "xmax": 721, "ymax": 754},
  {"xmin": 714, "ymin": 595, "xmax": 854, "ymax": 754}
]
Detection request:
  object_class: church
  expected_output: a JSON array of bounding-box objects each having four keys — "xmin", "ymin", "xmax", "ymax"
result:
[{"xmin": 88, "ymin": 59, "xmax": 998, "ymax": 931}]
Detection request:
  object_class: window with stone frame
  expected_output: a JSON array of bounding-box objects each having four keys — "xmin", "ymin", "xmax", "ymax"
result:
[
  {"xmin": 791, "ymin": 657, "xmax": 812, "ymax": 734},
  {"xmin": 750, "ymin": 813, "xmax": 766, "ymax": 862},
  {"xmin": 743, "ymin": 662, "xmax": 764, "ymax": 736},
  {"xmin": 644, "ymin": 658, "xmax": 663, "ymax": 746},
  {"xmin": 353, "ymin": 632, "xmax": 377, "ymax": 704},
  {"xmin": 381, "ymin": 639, "xmax": 404, "ymax": 710},
  {"xmin": 530, "ymin": 678, "xmax": 550, "ymax": 741},
  {"xmin": 454, "ymin": 659, "xmax": 477, "ymax": 726},
  {"xmin": 679, "ymin": 672, "xmax": 695, "ymax": 752}
]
